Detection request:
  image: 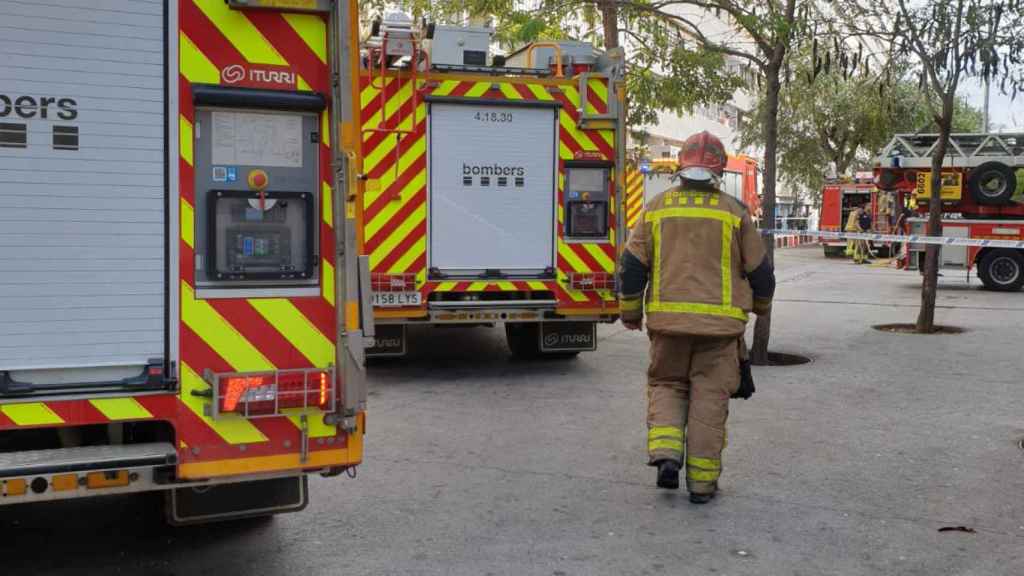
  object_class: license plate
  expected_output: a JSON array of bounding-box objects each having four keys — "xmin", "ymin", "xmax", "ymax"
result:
[{"xmin": 372, "ymin": 292, "xmax": 422, "ymax": 307}]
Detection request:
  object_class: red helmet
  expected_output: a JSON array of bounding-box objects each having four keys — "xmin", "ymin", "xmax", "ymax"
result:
[{"xmin": 678, "ymin": 131, "xmax": 728, "ymax": 182}]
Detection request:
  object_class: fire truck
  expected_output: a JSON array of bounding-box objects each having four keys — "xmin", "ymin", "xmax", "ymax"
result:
[
  {"xmin": 818, "ymin": 172, "xmax": 898, "ymax": 257},
  {"xmin": 0, "ymin": 0, "xmax": 373, "ymax": 523},
  {"xmin": 358, "ymin": 17, "xmax": 627, "ymax": 358},
  {"xmin": 625, "ymin": 154, "xmax": 761, "ymax": 230},
  {"xmin": 876, "ymin": 132, "xmax": 1024, "ymax": 290}
]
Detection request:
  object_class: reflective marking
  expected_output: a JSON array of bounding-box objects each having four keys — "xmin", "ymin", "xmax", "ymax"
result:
[
  {"xmin": 193, "ymin": 0, "xmax": 287, "ymax": 65},
  {"xmin": 181, "ymin": 282, "xmax": 274, "ymax": 372},
  {"xmin": 179, "ymin": 115, "xmax": 193, "ymax": 167},
  {"xmin": 1, "ymin": 403, "xmax": 63, "ymax": 426},
  {"xmin": 90, "ymin": 398, "xmax": 153, "ymax": 421},
  {"xmin": 180, "ymin": 363, "xmax": 268, "ymax": 445},
  {"xmin": 179, "ymin": 32, "xmax": 220, "ymax": 83},
  {"xmin": 322, "ymin": 181, "xmax": 334, "ymax": 227},
  {"xmin": 181, "ymin": 198, "xmax": 195, "ymax": 248},
  {"xmin": 283, "ymin": 13, "xmax": 327, "ymax": 64},
  {"xmin": 249, "ymin": 299, "xmax": 335, "ymax": 367},
  {"xmin": 322, "ymin": 258, "xmax": 336, "ymax": 306}
]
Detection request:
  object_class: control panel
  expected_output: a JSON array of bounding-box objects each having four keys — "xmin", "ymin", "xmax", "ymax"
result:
[{"xmin": 564, "ymin": 162, "xmax": 611, "ymax": 240}]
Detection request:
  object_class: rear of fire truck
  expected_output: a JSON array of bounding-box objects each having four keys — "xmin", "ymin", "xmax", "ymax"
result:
[
  {"xmin": 358, "ymin": 17, "xmax": 627, "ymax": 358},
  {"xmin": 0, "ymin": 0, "xmax": 370, "ymax": 524}
]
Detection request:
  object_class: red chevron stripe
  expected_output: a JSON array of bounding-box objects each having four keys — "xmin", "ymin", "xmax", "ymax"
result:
[
  {"xmin": 290, "ymin": 297, "xmax": 336, "ymax": 344},
  {"xmin": 47, "ymin": 400, "xmax": 109, "ymax": 427},
  {"xmin": 586, "ymin": 81, "xmax": 607, "ymax": 114},
  {"xmin": 180, "ymin": 238, "xmax": 194, "ymax": 286},
  {"xmin": 567, "ymin": 243, "xmax": 604, "ymax": 272},
  {"xmin": 361, "ymin": 79, "xmax": 420, "ymax": 152},
  {"xmin": 181, "ymin": 2, "xmax": 246, "ymax": 69},
  {"xmin": 365, "ymin": 119, "xmax": 426, "ymax": 180},
  {"xmin": 365, "ymin": 187, "xmax": 426, "ymax": 253},
  {"xmin": 449, "ymin": 81, "xmax": 475, "ymax": 97},
  {"xmin": 364, "ymin": 154, "xmax": 426, "ymax": 225},
  {"xmin": 514, "ymin": 83, "xmax": 537, "ymax": 100},
  {"xmin": 179, "ymin": 76, "xmax": 194, "ymax": 123},
  {"xmin": 401, "ymin": 252, "xmax": 426, "ymax": 276},
  {"xmin": 208, "ymin": 299, "xmax": 310, "ymax": 369},
  {"xmin": 374, "ymin": 220, "xmax": 426, "ymax": 273},
  {"xmin": 244, "ymin": 12, "xmax": 328, "ymax": 92}
]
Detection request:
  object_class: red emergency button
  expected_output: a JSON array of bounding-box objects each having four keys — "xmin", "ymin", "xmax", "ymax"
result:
[{"xmin": 248, "ymin": 169, "xmax": 269, "ymax": 191}]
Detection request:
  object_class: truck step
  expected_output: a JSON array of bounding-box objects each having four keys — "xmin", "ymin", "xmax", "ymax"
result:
[{"xmin": 0, "ymin": 442, "xmax": 177, "ymax": 478}]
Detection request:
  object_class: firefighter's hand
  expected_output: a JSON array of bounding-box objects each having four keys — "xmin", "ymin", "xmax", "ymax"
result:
[{"xmin": 622, "ymin": 318, "xmax": 643, "ymax": 331}]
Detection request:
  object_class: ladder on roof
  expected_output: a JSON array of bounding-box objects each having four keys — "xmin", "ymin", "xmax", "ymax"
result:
[{"xmin": 877, "ymin": 132, "xmax": 1024, "ymax": 169}]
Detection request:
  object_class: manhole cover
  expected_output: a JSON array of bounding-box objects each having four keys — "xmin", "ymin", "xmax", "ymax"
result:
[{"xmin": 873, "ymin": 323, "xmax": 966, "ymax": 335}]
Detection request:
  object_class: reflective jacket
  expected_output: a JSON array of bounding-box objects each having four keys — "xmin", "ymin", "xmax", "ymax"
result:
[{"xmin": 619, "ymin": 185, "xmax": 773, "ymax": 337}]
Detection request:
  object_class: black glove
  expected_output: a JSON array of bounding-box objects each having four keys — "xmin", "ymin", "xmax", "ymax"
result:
[{"xmin": 732, "ymin": 359, "xmax": 755, "ymax": 399}]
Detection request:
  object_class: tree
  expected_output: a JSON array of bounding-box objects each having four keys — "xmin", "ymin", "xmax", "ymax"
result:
[
  {"xmin": 846, "ymin": 0, "xmax": 1024, "ymax": 333},
  {"xmin": 739, "ymin": 46, "xmax": 986, "ymax": 198}
]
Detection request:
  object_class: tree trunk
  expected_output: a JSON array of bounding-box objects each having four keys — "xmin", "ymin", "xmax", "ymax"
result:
[
  {"xmin": 600, "ymin": 1, "xmax": 619, "ymax": 49},
  {"xmin": 751, "ymin": 66, "xmax": 782, "ymax": 365},
  {"xmin": 915, "ymin": 98, "xmax": 954, "ymax": 333}
]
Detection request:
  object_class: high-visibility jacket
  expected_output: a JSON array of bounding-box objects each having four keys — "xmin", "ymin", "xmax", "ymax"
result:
[
  {"xmin": 845, "ymin": 208, "xmax": 863, "ymax": 232},
  {"xmin": 619, "ymin": 185, "xmax": 773, "ymax": 337}
]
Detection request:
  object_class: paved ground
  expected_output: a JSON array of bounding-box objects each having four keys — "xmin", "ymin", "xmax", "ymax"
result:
[{"xmin": 4, "ymin": 247, "xmax": 1024, "ymax": 575}]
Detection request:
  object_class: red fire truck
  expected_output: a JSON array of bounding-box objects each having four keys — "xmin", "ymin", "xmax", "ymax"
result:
[
  {"xmin": 818, "ymin": 172, "xmax": 899, "ymax": 257},
  {"xmin": 875, "ymin": 133, "xmax": 1024, "ymax": 290}
]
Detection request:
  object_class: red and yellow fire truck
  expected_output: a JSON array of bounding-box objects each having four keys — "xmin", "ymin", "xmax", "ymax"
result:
[
  {"xmin": 876, "ymin": 132, "xmax": 1024, "ymax": 290},
  {"xmin": 0, "ymin": 0, "xmax": 372, "ymax": 523},
  {"xmin": 357, "ymin": 19, "xmax": 627, "ymax": 358},
  {"xmin": 625, "ymin": 153, "xmax": 761, "ymax": 230},
  {"xmin": 818, "ymin": 172, "xmax": 899, "ymax": 257}
]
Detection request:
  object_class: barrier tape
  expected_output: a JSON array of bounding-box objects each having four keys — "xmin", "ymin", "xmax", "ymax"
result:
[{"xmin": 762, "ymin": 229, "xmax": 1024, "ymax": 249}]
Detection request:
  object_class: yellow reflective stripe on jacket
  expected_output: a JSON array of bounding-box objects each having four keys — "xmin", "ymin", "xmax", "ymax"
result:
[
  {"xmin": 648, "ymin": 426, "xmax": 683, "ymax": 441},
  {"xmin": 686, "ymin": 456, "xmax": 722, "ymax": 482},
  {"xmin": 645, "ymin": 204, "xmax": 747, "ymax": 321},
  {"xmin": 648, "ymin": 438, "xmax": 683, "ymax": 452}
]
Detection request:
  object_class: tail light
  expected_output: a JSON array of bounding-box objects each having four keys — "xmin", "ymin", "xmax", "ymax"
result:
[
  {"xmin": 371, "ymin": 273, "xmax": 416, "ymax": 292},
  {"xmin": 206, "ymin": 368, "xmax": 335, "ymax": 419},
  {"xmin": 569, "ymin": 272, "xmax": 617, "ymax": 291}
]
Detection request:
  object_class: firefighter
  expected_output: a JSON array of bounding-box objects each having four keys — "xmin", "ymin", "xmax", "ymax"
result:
[{"xmin": 618, "ymin": 131, "xmax": 775, "ymax": 503}]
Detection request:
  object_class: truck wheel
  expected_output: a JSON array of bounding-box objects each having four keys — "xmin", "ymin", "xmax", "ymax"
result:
[
  {"xmin": 977, "ymin": 249, "xmax": 1024, "ymax": 291},
  {"xmin": 505, "ymin": 323, "xmax": 541, "ymax": 359},
  {"xmin": 967, "ymin": 162, "xmax": 1017, "ymax": 205}
]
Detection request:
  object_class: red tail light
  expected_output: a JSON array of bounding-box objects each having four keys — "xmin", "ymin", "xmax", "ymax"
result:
[
  {"xmin": 371, "ymin": 273, "xmax": 416, "ymax": 292},
  {"xmin": 213, "ymin": 368, "xmax": 334, "ymax": 418},
  {"xmin": 569, "ymin": 272, "xmax": 617, "ymax": 291}
]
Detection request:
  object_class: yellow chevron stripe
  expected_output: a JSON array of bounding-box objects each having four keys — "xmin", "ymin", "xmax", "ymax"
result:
[
  {"xmin": 497, "ymin": 281, "xmax": 517, "ymax": 291},
  {"xmin": 181, "ymin": 198, "xmax": 195, "ymax": 248},
  {"xmin": 249, "ymin": 299, "xmax": 335, "ymax": 367},
  {"xmin": 436, "ymin": 281, "xmax": 458, "ymax": 292},
  {"xmin": 499, "ymin": 82, "xmax": 522, "ymax": 100},
  {"xmin": 388, "ymin": 240, "xmax": 425, "ymax": 274},
  {"xmin": 322, "ymin": 258, "xmax": 335, "ymax": 306},
  {"xmin": 90, "ymin": 398, "xmax": 153, "ymax": 421},
  {"xmin": 465, "ymin": 82, "xmax": 490, "ymax": 97},
  {"xmin": 362, "ymin": 78, "xmax": 414, "ymax": 136},
  {"xmin": 528, "ymin": 281, "xmax": 547, "ymax": 290},
  {"xmin": 600, "ymin": 129, "xmax": 614, "ymax": 148},
  {"xmin": 182, "ymin": 282, "xmax": 274, "ymax": 372},
  {"xmin": 560, "ymin": 110, "xmax": 598, "ymax": 152},
  {"xmin": 179, "ymin": 115, "xmax": 193, "ymax": 166},
  {"xmin": 179, "ymin": 32, "xmax": 220, "ymax": 83},
  {"xmin": 363, "ymin": 101, "xmax": 423, "ymax": 176},
  {"xmin": 297, "ymin": 75, "xmax": 312, "ymax": 92},
  {"xmin": 360, "ymin": 76, "xmax": 393, "ymax": 109},
  {"xmin": 557, "ymin": 271, "xmax": 590, "ymax": 303},
  {"xmin": 528, "ymin": 83, "xmax": 554, "ymax": 101},
  {"xmin": 558, "ymin": 242, "xmax": 589, "ymax": 273},
  {"xmin": 193, "ymin": 0, "xmax": 286, "ymax": 65},
  {"xmin": 370, "ymin": 204, "xmax": 426, "ymax": 267},
  {"xmin": 365, "ymin": 167, "xmax": 425, "ymax": 240},
  {"xmin": 322, "ymin": 181, "xmax": 333, "ymax": 227},
  {"xmin": 589, "ymin": 77, "xmax": 608, "ymax": 103},
  {"xmin": 467, "ymin": 282, "xmax": 489, "ymax": 291},
  {"xmin": 364, "ymin": 128, "xmax": 426, "ymax": 206},
  {"xmin": 283, "ymin": 409, "xmax": 336, "ymax": 439},
  {"xmin": 583, "ymin": 243, "xmax": 615, "ymax": 272},
  {"xmin": 180, "ymin": 363, "xmax": 268, "ymax": 445},
  {"xmin": 1, "ymin": 403, "xmax": 63, "ymax": 426},
  {"xmin": 559, "ymin": 140, "xmax": 574, "ymax": 160},
  {"xmin": 283, "ymin": 13, "xmax": 327, "ymax": 64},
  {"xmin": 433, "ymin": 79, "xmax": 462, "ymax": 96},
  {"xmin": 562, "ymin": 85, "xmax": 582, "ymax": 108},
  {"xmin": 321, "ymin": 110, "xmax": 330, "ymax": 149}
]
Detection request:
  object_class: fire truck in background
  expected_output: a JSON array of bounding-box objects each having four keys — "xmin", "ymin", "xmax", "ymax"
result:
[
  {"xmin": 358, "ymin": 17, "xmax": 627, "ymax": 358},
  {"xmin": 625, "ymin": 154, "xmax": 760, "ymax": 229},
  {"xmin": 818, "ymin": 172, "xmax": 899, "ymax": 257},
  {"xmin": 0, "ymin": 0, "xmax": 371, "ymax": 523},
  {"xmin": 876, "ymin": 132, "xmax": 1024, "ymax": 290}
]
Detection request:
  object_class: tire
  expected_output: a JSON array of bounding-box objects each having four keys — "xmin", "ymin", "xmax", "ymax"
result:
[
  {"xmin": 505, "ymin": 323, "xmax": 541, "ymax": 359},
  {"xmin": 967, "ymin": 162, "xmax": 1017, "ymax": 205},
  {"xmin": 977, "ymin": 249, "xmax": 1024, "ymax": 292},
  {"xmin": 877, "ymin": 169, "xmax": 900, "ymax": 191}
]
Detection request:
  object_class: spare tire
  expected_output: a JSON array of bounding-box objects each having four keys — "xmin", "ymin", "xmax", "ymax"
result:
[{"xmin": 967, "ymin": 162, "xmax": 1017, "ymax": 205}]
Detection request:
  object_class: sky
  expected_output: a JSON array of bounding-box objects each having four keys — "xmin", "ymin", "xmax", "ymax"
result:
[{"xmin": 961, "ymin": 77, "xmax": 1023, "ymax": 131}]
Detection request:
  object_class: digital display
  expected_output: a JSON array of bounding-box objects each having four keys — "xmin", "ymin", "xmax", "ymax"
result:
[{"xmin": 208, "ymin": 190, "xmax": 314, "ymax": 281}]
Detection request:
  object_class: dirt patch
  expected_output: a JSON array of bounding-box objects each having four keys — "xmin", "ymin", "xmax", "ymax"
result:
[
  {"xmin": 752, "ymin": 352, "xmax": 813, "ymax": 366},
  {"xmin": 872, "ymin": 323, "xmax": 966, "ymax": 335}
]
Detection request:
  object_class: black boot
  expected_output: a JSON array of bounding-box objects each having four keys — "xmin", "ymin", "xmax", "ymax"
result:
[
  {"xmin": 655, "ymin": 460, "xmax": 680, "ymax": 489},
  {"xmin": 689, "ymin": 491, "xmax": 716, "ymax": 504}
]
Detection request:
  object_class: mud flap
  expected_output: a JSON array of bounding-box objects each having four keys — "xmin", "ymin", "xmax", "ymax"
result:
[
  {"xmin": 539, "ymin": 322, "xmax": 597, "ymax": 353},
  {"xmin": 167, "ymin": 475, "xmax": 307, "ymax": 526},
  {"xmin": 366, "ymin": 324, "xmax": 407, "ymax": 357}
]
